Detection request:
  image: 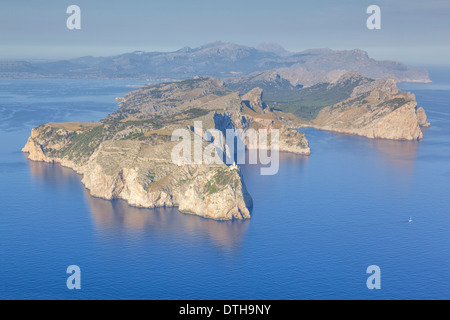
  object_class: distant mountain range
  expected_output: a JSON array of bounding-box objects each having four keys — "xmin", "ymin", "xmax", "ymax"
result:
[{"xmin": 0, "ymin": 41, "xmax": 430, "ymax": 83}]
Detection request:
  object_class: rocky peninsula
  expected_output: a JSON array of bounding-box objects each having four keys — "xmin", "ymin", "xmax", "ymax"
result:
[
  {"xmin": 23, "ymin": 78, "xmax": 309, "ymax": 220},
  {"xmin": 23, "ymin": 75, "xmax": 429, "ymax": 220}
]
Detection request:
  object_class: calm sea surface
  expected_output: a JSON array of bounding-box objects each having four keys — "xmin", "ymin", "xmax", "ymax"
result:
[{"xmin": 0, "ymin": 74, "xmax": 449, "ymax": 300}]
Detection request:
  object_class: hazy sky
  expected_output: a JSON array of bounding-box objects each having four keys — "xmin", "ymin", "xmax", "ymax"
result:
[{"xmin": 1, "ymin": 0, "xmax": 449, "ymax": 65}]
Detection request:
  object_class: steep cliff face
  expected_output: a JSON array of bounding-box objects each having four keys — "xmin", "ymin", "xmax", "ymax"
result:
[
  {"xmin": 416, "ymin": 107, "xmax": 431, "ymax": 127},
  {"xmin": 214, "ymin": 88, "xmax": 311, "ymax": 155},
  {"xmin": 23, "ymin": 125, "xmax": 252, "ymax": 220},
  {"xmin": 312, "ymin": 77, "xmax": 427, "ymax": 140},
  {"xmin": 227, "ymin": 71, "xmax": 429, "ymax": 141},
  {"xmin": 241, "ymin": 88, "xmax": 268, "ymax": 114}
]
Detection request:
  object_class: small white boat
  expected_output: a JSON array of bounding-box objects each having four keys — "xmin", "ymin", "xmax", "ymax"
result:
[{"xmin": 408, "ymin": 217, "xmax": 413, "ymax": 223}]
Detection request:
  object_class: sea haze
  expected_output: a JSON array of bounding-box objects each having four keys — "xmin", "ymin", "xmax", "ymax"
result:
[{"xmin": 0, "ymin": 75, "xmax": 449, "ymax": 299}]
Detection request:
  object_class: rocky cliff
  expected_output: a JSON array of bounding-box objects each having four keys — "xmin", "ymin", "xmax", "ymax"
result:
[
  {"xmin": 416, "ymin": 107, "xmax": 431, "ymax": 127},
  {"xmin": 312, "ymin": 76, "xmax": 428, "ymax": 140},
  {"xmin": 23, "ymin": 125, "xmax": 252, "ymax": 220},
  {"xmin": 226, "ymin": 71, "xmax": 430, "ymax": 141}
]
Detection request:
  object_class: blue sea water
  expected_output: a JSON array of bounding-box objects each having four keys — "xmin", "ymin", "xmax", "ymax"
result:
[{"xmin": 0, "ymin": 75, "xmax": 449, "ymax": 300}]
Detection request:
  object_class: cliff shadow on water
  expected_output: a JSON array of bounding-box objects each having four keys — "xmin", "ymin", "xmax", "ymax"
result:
[{"xmin": 25, "ymin": 157, "xmax": 250, "ymax": 253}]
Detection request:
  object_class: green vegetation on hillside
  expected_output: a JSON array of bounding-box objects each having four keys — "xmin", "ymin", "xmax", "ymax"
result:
[
  {"xmin": 380, "ymin": 97, "xmax": 408, "ymax": 110},
  {"xmin": 60, "ymin": 125, "xmax": 104, "ymax": 162},
  {"xmin": 204, "ymin": 169, "xmax": 239, "ymax": 195},
  {"xmin": 181, "ymin": 108, "xmax": 210, "ymax": 119},
  {"xmin": 227, "ymin": 76, "xmax": 371, "ymax": 121}
]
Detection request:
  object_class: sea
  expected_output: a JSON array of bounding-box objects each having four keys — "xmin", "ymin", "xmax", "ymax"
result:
[{"xmin": 0, "ymin": 68, "xmax": 449, "ymax": 300}]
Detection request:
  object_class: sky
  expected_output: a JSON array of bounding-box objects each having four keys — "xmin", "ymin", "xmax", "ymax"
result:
[{"xmin": 0, "ymin": 0, "xmax": 449, "ymax": 66}]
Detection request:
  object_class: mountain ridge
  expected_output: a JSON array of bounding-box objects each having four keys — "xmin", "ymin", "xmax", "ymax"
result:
[{"xmin": 0, "ymin": 42, "xmax": 430, "ymax": 83}]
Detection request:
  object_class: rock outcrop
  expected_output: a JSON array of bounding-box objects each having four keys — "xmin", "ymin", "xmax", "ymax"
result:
[
  {"xmin": 416, "ymin": 107, "xmax": 431, "ymax": 127},
  {"xmin": 241, "ymin": 88, "xmax": 268, "ymax": 114},
  {"xmin": 226, "ymin": 71, "xmax": 429, "ymax": 141},
  {"xmin": 312, "ymin": 77, "xmax": 428, "ymax": 140}
]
